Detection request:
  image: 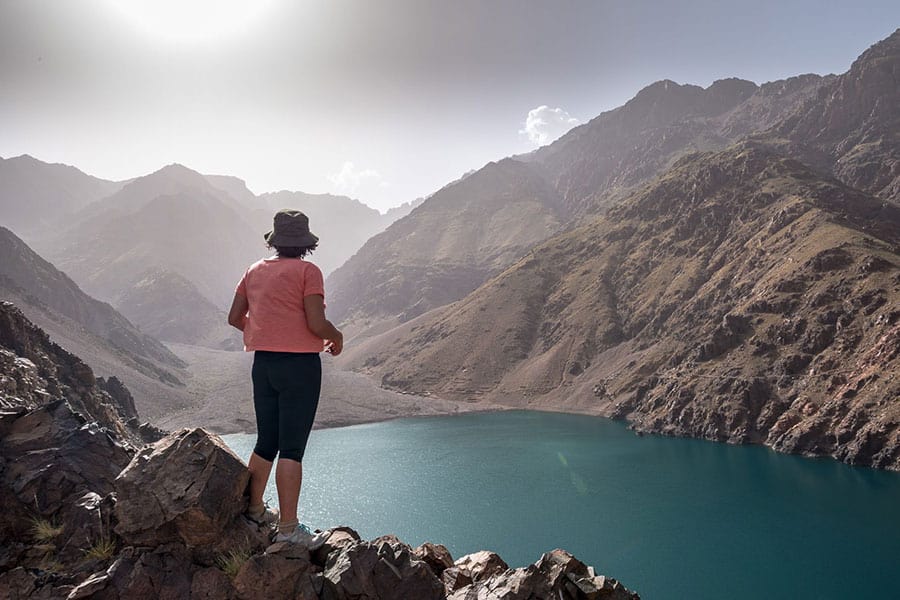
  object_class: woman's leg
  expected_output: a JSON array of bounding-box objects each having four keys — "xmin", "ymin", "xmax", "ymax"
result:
[
  {"xmin": 271, "ymin": 353, "xmax": 322, "ymax": 531},
  {"xmin": 275, "ymin": 458, "xmax": 303, "ymax": 526},
  {"xmin": 250, "ymin": 353, "xmax": 279, "ymax": 511},
  {"xmin": 248, "ymin": 452, "xmax": 274, "ymax": 509}
]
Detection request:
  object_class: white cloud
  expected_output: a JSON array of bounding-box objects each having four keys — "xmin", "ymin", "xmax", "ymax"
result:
[
  {"xmin": 520, "ymin": 105, "xmax": 581, "ymax": 146},
  {"xmin": 327, "ymin": 161, "xmax": 384, "ymax": 195}
]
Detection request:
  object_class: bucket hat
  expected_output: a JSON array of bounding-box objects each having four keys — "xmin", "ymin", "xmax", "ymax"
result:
[{"xmin": 264, "ymin": 209, "xmax": 319, "ymax": 247}]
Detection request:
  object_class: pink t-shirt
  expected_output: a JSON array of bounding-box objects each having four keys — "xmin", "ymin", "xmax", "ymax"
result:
[{"xmin": 234, "ymin": 257, "xmax": 326, "ymax": 353}]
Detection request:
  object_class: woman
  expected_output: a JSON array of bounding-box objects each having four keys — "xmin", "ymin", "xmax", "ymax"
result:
[{"xmin": 227, "ymin": 209, "xmax": 343, "ymax": 545}]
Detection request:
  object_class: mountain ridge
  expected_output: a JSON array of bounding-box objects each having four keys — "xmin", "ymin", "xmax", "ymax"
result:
[{"xmin": 339, "ymin": 141, "xmax": 900, "ymax": 470}]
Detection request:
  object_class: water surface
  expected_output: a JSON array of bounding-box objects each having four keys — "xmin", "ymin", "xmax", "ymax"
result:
[{"xmin": 223, "ymin": 411, "xmax": 900, "ymax": 599}]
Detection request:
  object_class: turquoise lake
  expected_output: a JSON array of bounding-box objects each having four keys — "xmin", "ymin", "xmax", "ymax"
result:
[{"xmin": 222, "ymin": 411, "xmax": 900, "ymax": 599}]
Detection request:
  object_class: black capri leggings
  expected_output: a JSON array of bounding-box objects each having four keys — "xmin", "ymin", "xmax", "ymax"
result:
[{"xmin": 251, "ymin": 351, "xmax": 321, "ymax": 463}]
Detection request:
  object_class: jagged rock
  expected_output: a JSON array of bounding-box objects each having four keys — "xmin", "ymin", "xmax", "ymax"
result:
[
  {"xmin": 413, "ymin": 542, "xmax": 454, "ymax": 576},
  {"xmin": 190, "ymin": 567, "xmax": 237, "ymax": 599},
  {"xmin": 95, "ymin": 377, "xmax": 137, "ymax": 422},
  {"xmin": 441, "ymin": 567, "xmax": 474, "ymax": 592},
  {"xmin": 114, "ymin": 428, "xmax": 249, "ymax": 548},
  {"xmin": 69, "ymin": 544, "xmax": 195, "ymax": 600},
  {"xmin": 322, "ymin": 540, "xmax": 445, "ymax": 600},
  {"xmin": 311, "ymin": 527, "xmax": 362, "ymax": 566},
  {"xmin": 448, "ymin": 549, "xmax": 639, "ymax": 600},
  {"xmin": 1, "ymin": 401, "xmax": 131, "ymax": 545},
  {"xmin": 58, "ymin": 492, "xmax": 116, "ymax": 565},
  {"xmin": 233, "ymin": 543, "xmax": 318, "ymax": 600},
  {"xmin": 453, "ymin": 550, "xmax": 510, "ymax": 582},
  {"xmin": 0, "ymin": 302, "xmax": 141, "ymax": 444}
]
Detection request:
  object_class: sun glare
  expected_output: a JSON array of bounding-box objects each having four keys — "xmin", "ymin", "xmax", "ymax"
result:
[{"xmin": 105, "ymin": 0, "xmax": 277, "ymax": 44}]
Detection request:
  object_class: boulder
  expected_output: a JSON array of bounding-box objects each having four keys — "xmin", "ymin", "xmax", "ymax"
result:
[
  {"xmin": 190, "ymin": 567, "xmax": 237, "ymax": 599},
  {"xmin": 322, "ymin": 540, "xmax": 444, "ymax": 600},
  {"xmin": 311, "ymin": 527, "xmax": 362, "ymax": 566},
  {"xmin": 68, "ymin": 544, "xmax": 195, "ymax": 600},
  {"xmin": 233, "ymin": 543, "xmax": 318, "ymax": 600},
  {"xmin": 413, "ymin": 542, "xmax": 454, "ymax": 576},
  {"xmin": 453, "ymin": 550, "xmax": 509, "ymax": 582},
  {"xmin": 0, "ymin": 401, "xmax": 131, "ymax": 564},
  {"xmin": 441, "ymin": 567, "xmax": 474, "ymax": 593},
  {"xmin": 114, "ymin": 428, "xmax": 249, "ymax": 548}
]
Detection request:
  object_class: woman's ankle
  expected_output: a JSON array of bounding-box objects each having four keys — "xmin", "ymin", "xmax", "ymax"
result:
[{"xmin": 278, "ymin": 518, "xmax": 299, "ymax": 535}]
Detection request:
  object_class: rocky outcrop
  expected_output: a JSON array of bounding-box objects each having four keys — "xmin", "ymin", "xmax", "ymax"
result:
[
  {"xmin": 0, "ymin": 301, "xmax": 148, "ymax": 443},
  {"xmin": 0, "ymin": 416, "xmax": 639, "ymax": 600},
  {"xmin": 0, "ymin": 312, "xmax": 638, "ymax": 598}
]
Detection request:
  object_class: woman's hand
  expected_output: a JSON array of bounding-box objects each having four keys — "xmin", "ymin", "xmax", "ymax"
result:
[{"xmin": 324, "ymin": 332, "xmax": 344, "ymax": 356}]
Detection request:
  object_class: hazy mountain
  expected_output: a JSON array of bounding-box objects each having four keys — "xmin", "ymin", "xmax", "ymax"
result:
[
  {"xmin": 4, "ymin": 156, "xmax": 416, "ymax": 349},
  {"xmin": 115, "ymin": 268, "xmax": 240, "ymax": 350},
  {"xmin": 253, "ymin": 190, "xmax": 412, "ymax": 276},
  {"xmin": 0, "ymin": 226, "xmax": 182, "ymax": 372},
  {"xmin": 326, "ymin": 75, "xmax": 827, "ymax": 327},
  {"xmin": 339, "ymin": 142, "xmax": 900, "ymax": 469},
  {"xmin": 327, "ymin": 158, "xmax": 567, "ymax": 325},
  {"xmin": 38, "ymin": 163, "xmax": 264, "ymax": 312},
  {"xmin": 208, "ymin": 178, "xmax": 424, "ymax": 277},
  {"xmin": 529, "ymin": 75, "xmax": 828, "ymax": 217},
  {"xmin": 0, "ymin": 154, "xmax": 122, "ymax": 237}
]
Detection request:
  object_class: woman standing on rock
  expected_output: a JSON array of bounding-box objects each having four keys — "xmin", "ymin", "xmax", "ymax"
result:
[{"xmin": 227, "ymin": 209, "xmax": 343, "ymax": 545}]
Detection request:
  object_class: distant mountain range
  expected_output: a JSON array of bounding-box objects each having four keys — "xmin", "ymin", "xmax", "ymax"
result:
[
  {"xmin": 1, "ymin": 158, "xmax": 416, "ymax": 348},
  {"xmin": 333, "ymin": 29, "xmax": 900, "ymax": 469}
]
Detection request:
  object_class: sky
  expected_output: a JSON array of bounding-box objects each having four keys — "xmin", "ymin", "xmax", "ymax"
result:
[{"xmin": 1, "ymin": 1, "xmax": 898, "ymax": 213}]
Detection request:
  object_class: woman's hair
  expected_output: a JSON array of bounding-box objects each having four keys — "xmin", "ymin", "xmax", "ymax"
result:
[{"xmin": 270, "ymin": 243, "xmax": 317, "ymax": 259}]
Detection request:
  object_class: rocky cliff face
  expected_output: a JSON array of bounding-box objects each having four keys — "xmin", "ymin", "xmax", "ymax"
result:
[
  {"xmin": 776, "ymin": 28, "xmax": 900, "ymax": 204},
  {"xmin": 340, "ymin": 143, "xmax": 900, "ymax": 470},
  {"xmin": 0, "ymin": 308, "xmax": 638, "ymax": 599},
  {"xmin": 0, "ymin": 301, "xmax": 150, "ymax": 440}
]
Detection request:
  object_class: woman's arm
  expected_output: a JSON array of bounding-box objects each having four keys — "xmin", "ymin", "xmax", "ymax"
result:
[
  {"xmin": 227, "ymin": 293, "xmax": 249, "ymax": 331},
  {"xmin": 303, "ymin": 294, "xmax": 343, "ymax": 355}
]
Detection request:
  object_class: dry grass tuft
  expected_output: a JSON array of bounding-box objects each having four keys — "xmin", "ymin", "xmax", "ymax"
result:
[
  {"xmin": 216, "ymin": 548, "xmax": 252, "ymax": 579},
  {"xmin": 30, "ymin": 518, "xmax": 63, "ymax": 542},
  {"xmin": 83, "ymin": 537, "xmax": 117, "ymax": 561}
]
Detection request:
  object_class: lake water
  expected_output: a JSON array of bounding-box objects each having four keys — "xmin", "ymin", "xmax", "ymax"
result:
[{"xmin": 222, "ymin": 411, "xmax": 900, "ymax": 599}]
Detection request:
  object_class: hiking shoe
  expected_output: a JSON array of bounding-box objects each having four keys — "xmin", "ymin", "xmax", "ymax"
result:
[
  {"xmin": 246, "ymin": 504, "xmax": 279, "ymax": 526},
  {"xmin": 274, "ymin": 524, "xmax": 328, "ymax": 550}
]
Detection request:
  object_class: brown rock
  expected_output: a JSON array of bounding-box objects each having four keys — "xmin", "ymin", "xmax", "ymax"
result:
[
  {"xmin": 448, "ymin": 549, "xmax": 640, "ymax": 600},
  {"xmin": 441, "ymin": 567, "xmax": 473, "ymax": 593},
  {"xmin": 70, "ymin": 545, "xmax": 195, "ymax": 600},
  {"xmin": 114, "ymin": 428, "xmax": 249, "ymax": 548},
  {"xmin": 311, "ymin": 527, "xmax": 361, "ymax": 567},
  {"xmin": 190, "ymin": 567, "xmax": 236, "ymax": 599},
  {"xmin": 453, "ymin": 550, "xmax": 509, "ymax": 582},
  {"xmin": 413, "ymin": 542, "xmax": 454, "ymax": 577},
  {"xmin": 233, "ymin": 545, "xmax": 317, "ymax": 600},
  {"xmin": 323, "ymin": 541, "xmax": 444, "ymax": 600}
]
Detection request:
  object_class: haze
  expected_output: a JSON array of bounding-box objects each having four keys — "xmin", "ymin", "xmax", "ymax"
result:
[{"xmin": 1, "ymin": 0, "xmax": 897, "ymax": 212}]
